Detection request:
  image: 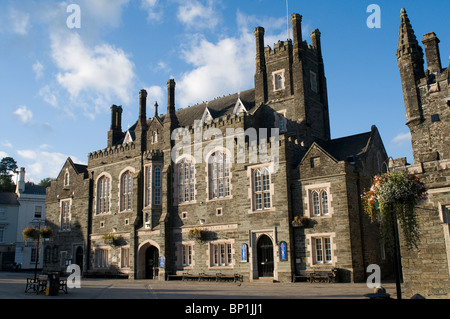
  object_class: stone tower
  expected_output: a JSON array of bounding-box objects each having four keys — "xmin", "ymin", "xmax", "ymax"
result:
[
  {"xmin": 254, "ymin": 13, "xmax": 330, "ymax": 146},
  {"xmin": 396, "ymin": 8, "xmax": 449, "ymax": 163}
]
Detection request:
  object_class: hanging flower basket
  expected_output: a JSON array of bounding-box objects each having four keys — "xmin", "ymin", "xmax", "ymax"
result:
[
  {"xmin": 102, "ymin": 233, "xmax": 125, "ymax": 247},
  {"xmin": 40, "ymin": 226, "xmax": 54, "ymax": 239},
  {"xmin": 22, "ymin": 227, "xmax": 39, "ymax": 242},
  {"xmin": 361, "ymin": 171, "xmax": 428, "ymax": 250},
  {"xmin": 292, "ymin": 216, "xmax": 309, "ymax": 228},
  {"xmin": 188, "ymin": 228, "xmax": 206, "ymax": 242}
]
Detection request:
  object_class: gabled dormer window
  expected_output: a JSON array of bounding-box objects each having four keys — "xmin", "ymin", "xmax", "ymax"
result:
[
  {"xmin": 123, "ymin": 130, "xmax": 134, "ymax": 145},
  {"xmin": 201, "ymin": 107, "xmax": 213, "ymax": 124},
  {"xmin": 232, "ymin": 97, "xmax": 247, "ymax": 114}
]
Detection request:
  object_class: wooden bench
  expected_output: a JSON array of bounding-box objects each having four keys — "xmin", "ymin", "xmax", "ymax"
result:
[
  {"xmin": 292, "ymin": 270, "xmax": 312, "ymax": 282},
  {"xmin": 25, "ymin": 275, "xmax": 48, "ymax": 294},
  {"xmin": 182, "ymin": 272, "xmax": 200, "ymax": 281},
  {"xmin": 59, "ymin": 279, "xmax": 68, "ymax": 294},
  {"xmin": 199, "ymin": 273, "xmax": 217, "ymax": 281},
  {"xmin": 309, "ymin": 269, "xmax": 337, "ymax": 283}
]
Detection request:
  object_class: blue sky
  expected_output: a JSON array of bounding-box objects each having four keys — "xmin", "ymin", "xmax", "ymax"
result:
[{"xmin": 0, "ymin": 0, "xmax": 448, "ymax": 183}]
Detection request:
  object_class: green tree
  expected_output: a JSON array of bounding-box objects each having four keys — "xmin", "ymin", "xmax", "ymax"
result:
[
  {"xmin": 39, "ymin": 177, "xmax": 53, "ymax": 187},
  {"xmin": 0, "ymin": 157, "xmax": 18, "ymax": 192}
]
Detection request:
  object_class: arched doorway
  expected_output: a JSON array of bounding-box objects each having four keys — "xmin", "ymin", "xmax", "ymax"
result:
[
  {"xmin": 145, "ymin": 246, "xmax": 159, "ymax": 279},
  {"xmin": 75, "ymin": 246, "xmax": 83, "ymax": 274},
  {"xmin": 257, "ymin": 235, "xmax": 274, "ymax": 277}
]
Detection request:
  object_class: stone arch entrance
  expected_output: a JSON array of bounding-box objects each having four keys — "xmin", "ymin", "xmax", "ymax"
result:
[
  {"xmin": 257, "ymin": 234, "xmax": 274, "ymax": 278},
  {"xmin": 137, "ymin": 241, "xmax": 160, "ymax": 279}
]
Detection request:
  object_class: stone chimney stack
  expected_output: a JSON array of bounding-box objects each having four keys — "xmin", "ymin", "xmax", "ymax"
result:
[
  {"xmin": 138, "ymin": 89, "xmax": 148, "ymax": 126},
  {"xmin": 16, "ymin": 167, "xmax": 25, "ymax": 194},
  {"xmin": 422, "ymin": 32, "xmax": 442, "ymax": 73}
]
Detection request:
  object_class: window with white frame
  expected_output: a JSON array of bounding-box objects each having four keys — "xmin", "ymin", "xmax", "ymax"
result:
[
  {"xmin": 97, "ymin": 175, "xmax": 110, "ymax": 214},
  {"xmin": 34, "ymin": 206, "xmax": 42, "ymax": 218},
  {"xmin": 208, "ymin": 151, "xmax": 230, "ymax": 200},
  {"xmin": 177, "ymin": 158, "xmax": 195, "ymax": 203},
  {"xmin": 251, "ymin": 166, "xmax": 272, "ymax": 211},
  {"xmin": 144, "ymin": 165, "xmax": 152, "ymax": 207},
  {"xmin": 210, "ymin": 242, "xmax": 233, "ymax": 267},
  {"xmin": 273, "ymin": 70, "xmax": 285, "ymax": 91},
  {"xmin": 120, "ymin": 171, "xmax": 133, "ymax": 211},
  {"xmin": 311, "ymin": 190, "xmax": 329, "ymax": 216},
  {"xmin": 153, "ymin": 166, "xmax": 162, "ymax": 205},
  {"xmin": 60, "ymin": 200, "xmax": 71, "ymax": 231},
  {"xmin": 31, "ymin": 247, "xmax": 39, "ymax": 263},
  {"xmin": 121, "ymin": 247, "xmax": 130, "ymax": 268},
  {"xmin": 95, "ymin": 248, "xmax": 109, "ymax": 268},
  {"xmin": 312, "ymin": 236, "xmax": 333, "ymax": 264},
  {"xmin": 181, "ymin": 244, "xmax": 193, "ymax": 267},
  {"xmin": 305, "ymin": 183, "xmax": 332, "ymax": 218},
  {"xmin": 64, "ymin": 169, "xmax": 70, "ymax": 187}
]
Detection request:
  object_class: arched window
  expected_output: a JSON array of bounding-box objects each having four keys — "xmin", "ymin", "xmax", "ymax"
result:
[
  {"xmin": 208, "ymin": 151, "xmax": 230, "ymax": 200},
  {"xmin": 64, "ymin": 169, "xmax": 70, "ymax": 187},
  {"xmin": 177, "ymin": 158, "xmax": 195, "ymax": 203},
  {"xmin": 310, "ymin": 190, "xmax": 329, "ymax": 216},
  {"xmin": 97, "ymin": 175, "xmax": 110, "ymax": 214},
  {"xmin": 312, "ymin": 191, "xmax": 320, "ymax": 216},
  {"xmin": 321, "ymin": 191, "xmax": 329, "ymax": 215},
  {"xmin": 120, "ymin": 171, "xmax": 133, "ymax": 211},
  {"xmin": 253, "ymin": 167, "xmax": 271, "ymax": 210},
  {"xmin": 153, "ymin": 167, "xmax": 161, "ymax": 205}
]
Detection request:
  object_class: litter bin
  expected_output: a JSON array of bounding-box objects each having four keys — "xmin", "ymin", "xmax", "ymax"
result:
[{"xmin": 48, "ymin": 272, "xmax": 60, "ymax": 296}]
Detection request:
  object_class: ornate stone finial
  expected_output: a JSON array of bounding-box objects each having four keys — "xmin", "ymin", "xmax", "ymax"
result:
[{"xmin": 154, "ymin": 101, "xmax": 159, "ymax": 117}]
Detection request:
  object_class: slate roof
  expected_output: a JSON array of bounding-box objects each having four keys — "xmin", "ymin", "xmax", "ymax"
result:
[
  {"xmin": 0, "ymin": 192, "xmax": 19, "ymax": 205},
  {"xmin": 172, "ymin": 88, "xmax": 256, "ymax": 127},
  {"xmin": 22, "ymin": 184, "xmax": 46, "ymax": 196},
  {"xmin": 316, "ymin": 131, "xmax": 373, "ymax": 161}
]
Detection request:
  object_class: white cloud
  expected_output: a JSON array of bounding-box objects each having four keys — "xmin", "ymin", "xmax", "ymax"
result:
[
  {"xmin": 39, "ymin": 85, "xmax": 58, "ymax": 108},
  {"xmin": 17, "ymin": 149, "xmax": 85, "ymax": 183},
  {"xmin": 0, "ymin": 151, "xmax": 9, "ymax": 159},
  {"xmin": 14, "ymin": 106, "xmax": 33, "ymax": 124},
  {"xmin": 9, "ymin": 8, "xmax": 30, "ymax": 35},
  {"xmin": 49, "ymin": 30, "xmax": 136, "ymax": 117},
  {"xmin": 141, "ymin": 0, "xmax": 162, "ymax": 21},
  {"xmin": 392, "ymin": 132, "xmax": 411, "ymax": 145},
  {"xmin": 17, "ymin": 150, "xmax": 37, "ymax": 160},
  {"xmin": 32, "ymin": 61, "xmax": 44, "ymax": 79},
  {"xmin": 177, "ymin": 0, "xmax": 219, "ymax": 30},
  {"xmin": 175, "ymin": 11, "xmax": 289, "ymax": 108},
  {"xmin": 145, "ymin": 85, "xmax": 165, "ymax": 108}
]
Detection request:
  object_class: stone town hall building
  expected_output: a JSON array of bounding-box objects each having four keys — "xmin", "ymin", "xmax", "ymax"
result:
[{"xmin": 44, "ymin": 13, "xmax": 389, "ymax": 283}]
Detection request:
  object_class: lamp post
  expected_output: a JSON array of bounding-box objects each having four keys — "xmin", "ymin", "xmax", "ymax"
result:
[
  {"xmin": 30, "ymin": 219, "xmax": 45, "ymax": 282},
  {"xmin": 382, "ymin": 157, "xmax": 403, "ymax": 300}
]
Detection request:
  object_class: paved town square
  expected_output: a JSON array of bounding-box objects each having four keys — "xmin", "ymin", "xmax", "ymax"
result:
[{"xmin": 0, "ymin": 271, "xmax": 397, "ymax": 300}]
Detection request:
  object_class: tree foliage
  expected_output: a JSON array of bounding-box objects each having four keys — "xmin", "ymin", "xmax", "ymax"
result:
[{"xmin": 0, "ymin": 157, "xmax": 18, "ymax": 192}]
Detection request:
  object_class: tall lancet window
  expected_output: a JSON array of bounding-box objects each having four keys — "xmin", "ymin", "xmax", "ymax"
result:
[
  {"xmin": 208, "ymin": 151, "xmax": 230, "ymax": 200},
  {"xmin": 120, "ymin": 171, "xmax": 133, "ymax": 211}
]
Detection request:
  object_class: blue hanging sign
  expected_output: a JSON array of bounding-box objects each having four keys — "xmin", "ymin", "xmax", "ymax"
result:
[
  {"xmin": 241, "ymin": 244, "xmax": 248, "ymax": 262},
  {"xmin": 159, "ymin": 255, "xmax": 165, "ymax": 267},
  {"xmin": 280, "ymin": 241, "xmax": 287, "ymax": 261}
]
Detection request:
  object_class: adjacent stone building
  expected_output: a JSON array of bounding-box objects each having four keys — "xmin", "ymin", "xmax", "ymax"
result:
[
  {"xmin": 391, "ymin": 8, "xmax": 449, "ymax": 298},
  {"xmin": 44, "ymin": 13, "xmax": 389, "ymax": 283}
]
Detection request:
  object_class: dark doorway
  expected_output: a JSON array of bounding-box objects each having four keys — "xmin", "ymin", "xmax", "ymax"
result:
[
  {"xmin": 145, "ymin": 246, "xmax": 159, "ymax": 279},
  {"xmin": 257, "ymin": 235, "xmax": 274, "ymax": 277},
  {"xmin": 75, "ymin": 246, "xmax": 83, "ymax": 274}
]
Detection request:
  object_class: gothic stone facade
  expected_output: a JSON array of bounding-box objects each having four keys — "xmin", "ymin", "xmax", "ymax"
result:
[
  {"xmin": 44, "ymin": 13, "xmax": 388, "ymax": 283},
  {"xmin": 391, "ymin": 9, "xmax": 449, "ymax": 298}
]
